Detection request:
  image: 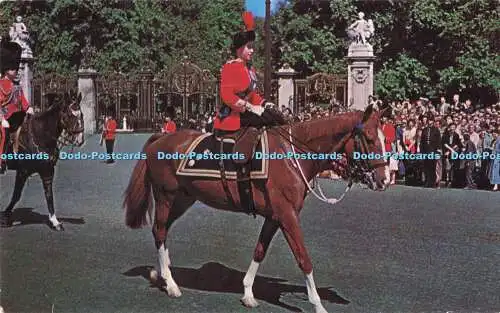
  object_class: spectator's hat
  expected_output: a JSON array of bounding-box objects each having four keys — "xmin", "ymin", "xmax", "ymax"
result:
[
  {"xmin": 165, "ymin": 105, "xmax": 175, "ymax": 118},
  {"xmin": 106, "ymin": 106, "xmax": 116, "ymax": 117},
  {"xmin": 0, "ymin": 40, "xmax": 22, "ymax": 74},
  {"xmin": 232, "ymin": 11, "xmax": 255, "ymax": 53}
]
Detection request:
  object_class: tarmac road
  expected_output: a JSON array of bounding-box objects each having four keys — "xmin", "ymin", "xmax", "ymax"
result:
[{"xmin": 1, "ymin": 133, "xmax": 499, "ymax": 313}]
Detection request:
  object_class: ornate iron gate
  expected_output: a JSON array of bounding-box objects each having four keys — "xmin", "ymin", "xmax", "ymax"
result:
[
  {"xmin": 153, "ymin": 56, "xmax": 218, "ymax": 122},
  {"xmin": 294, "ymin": 73, "xmax": 347, "ymax": 113},
  {"xmin": 32, "ymin": 74, "xmax": 78, "ymax": 112},
  {"xmin": 95, "ymin": 57, "xmax": 220, "ymax": 131}
]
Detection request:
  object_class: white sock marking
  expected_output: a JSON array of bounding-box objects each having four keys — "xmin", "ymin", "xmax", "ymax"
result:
[
  {"xmin": 378, "ymin": 128, "xmax": 391, "ymax": 184},
  {"xmin": 243, "ymin": 260, "xmax": 260, "ymax": 299},
  {"xmin": 158, "ymin": 243, "xmax": 180, "ymax": 296},
  {"xmin": 305, "ymin": 272, "xmax": 328, "ymax": 313}
]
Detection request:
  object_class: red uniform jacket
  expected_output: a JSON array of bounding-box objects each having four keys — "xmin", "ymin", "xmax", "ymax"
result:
[
  {"xmin": 0, "ymin": 77, "xmax": 30, "ymax": 120},
  {"xmin": 1, "ymin": 78, "xmax": 30, "ymax": 159},
  {"xmin": 104, "ymin": 118, "xmax": 117, "ymax": 140},
  {"xmin": 213, "ymin": 59, "xmax": 265, "ymax": 131},
  {"xmin": 162, "ymin": 121, "xmax": 176, "ymax": 134},
  {"xmin": 382, "ymin": 123, "xmax": 396, "ymax": 152}
]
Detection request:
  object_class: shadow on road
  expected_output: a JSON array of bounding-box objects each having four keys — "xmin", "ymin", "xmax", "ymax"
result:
[
  {"xmin": 8, "ymin": 207, "xmax": 85, "ymax": 229},
  {"xmin": 123, "ymin": 262, "xmax": 349, "ymax": 312}
]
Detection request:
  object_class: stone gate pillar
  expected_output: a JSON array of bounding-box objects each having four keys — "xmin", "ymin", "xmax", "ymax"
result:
[
  {"xmin": 276, "ymin": 63, "xmax": 297, "ymax": 112},
  {"xmin": 78, "ymin": 69, "xmax": 97, "ymax": 135},
  {"xmin": 346, "ymin": 44, "xmax": 375, "ymax": 111},
  {"xmin": 19, "ymin": 57, "xmax": 34, "ymax": 105}
]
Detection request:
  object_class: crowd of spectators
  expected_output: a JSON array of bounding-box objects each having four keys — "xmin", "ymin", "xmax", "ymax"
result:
[{"xmin": 374, "ymin": 94, "xmax": 500, "ymax": 191}]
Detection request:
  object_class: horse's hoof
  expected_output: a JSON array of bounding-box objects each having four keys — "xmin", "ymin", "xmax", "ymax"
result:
[
  {"xmin": 165, "ymin": 285, "xmax": 182, "ymax": 297},
  {"xmin": 52, "ymin": 223, "xmax": 64, "ymax": 231},
  {"xmin": 149, "ymin": 269, "xmax": 159, "ymax": 284},
  {"xmin": 241, "ymin": 296, "xmax": 259, "ymax": 308}
]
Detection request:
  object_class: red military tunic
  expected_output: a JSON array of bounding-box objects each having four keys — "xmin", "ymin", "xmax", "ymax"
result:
[
  {"xmin": 0, "ymin": 77, "xmax": 30, "ymax": 120},
  {"xmin": 1, "ymin": 77, "xmax": 31, "ymax": 160},
  {"xmin": 382, "ymin": 122, "xmax": 396, "ymax": 152},
  {"xmin": 162, "ymin": 120, "xmax": 176, "ymax": 134},
  {"xmin": 213, "ymin": 59, "xmax": 265, "ymax": 131},
  {"xmin": 103, "ymin": 118, "xmax": 117, "ymax": 140}
]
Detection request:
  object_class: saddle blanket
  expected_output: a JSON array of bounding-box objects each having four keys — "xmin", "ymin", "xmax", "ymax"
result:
[{"xmin": 176, "ymin": 131, "xmax": 269, "ymax": 180}]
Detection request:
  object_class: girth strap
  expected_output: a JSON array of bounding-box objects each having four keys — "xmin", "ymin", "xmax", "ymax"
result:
[{"xmin": 218, "ymin": 139, "xmax": 237, "ymax": 209}]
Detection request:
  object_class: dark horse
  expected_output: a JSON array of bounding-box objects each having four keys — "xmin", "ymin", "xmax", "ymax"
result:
[
  {"xmin": 1, "ymin": 92, "xmax": 84, "ymax": 230},
  {"xmin": 123, "ymin": 104, "xmax": 390, "ymax": 313}
]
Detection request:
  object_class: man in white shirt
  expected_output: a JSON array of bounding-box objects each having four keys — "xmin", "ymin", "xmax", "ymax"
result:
[{"xmin": 439, "ymin": 96, "xmax": 450, "ymax": 115}]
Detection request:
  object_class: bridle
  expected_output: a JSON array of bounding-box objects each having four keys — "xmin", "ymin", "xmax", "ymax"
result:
[
  {"xmin": 275, "ymin": 116, "xmax": 387, "ymax": 204},
  {"xmin": 340, "ymin": 123, "xmax": 388, "ymax": 187},
  {"xmin": 58, "ymin": 101, "xmax": 84, "ymax": 151}
]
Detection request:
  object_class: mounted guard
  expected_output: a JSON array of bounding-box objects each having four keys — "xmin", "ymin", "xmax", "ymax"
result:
[
  {"xmin": 213, "ymin": 11, "xmax": 286, "ymax": 214},
  {"xmin": 0, "ymin": 40, "xmax": 34, "ymax": 174}
]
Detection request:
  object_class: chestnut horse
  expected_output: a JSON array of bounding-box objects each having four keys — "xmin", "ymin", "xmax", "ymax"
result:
[{"xmin": 123, "ymin": 104, "xmax": 390, "ymax": 313}]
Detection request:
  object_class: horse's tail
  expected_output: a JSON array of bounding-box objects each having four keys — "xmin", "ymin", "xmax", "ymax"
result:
[{"xmin": 123, "ymin": 134, "xmax": 161, "ymax": 228}]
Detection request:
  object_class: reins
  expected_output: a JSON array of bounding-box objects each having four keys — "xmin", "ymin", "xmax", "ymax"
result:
[
  {"xmin": 261, "ymin": 113, "xmax": 384, "ymax": 205},
  {"xmin": 286, "ymin": 126, "xmax": 354, "ymax": 204}
]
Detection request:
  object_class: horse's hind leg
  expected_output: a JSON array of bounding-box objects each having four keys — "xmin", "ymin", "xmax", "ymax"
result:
[
  {"xmin": 39, "ymin": 167, "xmax": 63, "ymax": 231},
  {"xmin": 1, "ymin": 170, "xmax": 29, "ymax": 227},
  {"xmin": 241, "ymin": 218, "xmax": 279, "ymax": 308},
  {"xmin": 151, "ymin": 187, "xmax": 194, "ymax": 297}
]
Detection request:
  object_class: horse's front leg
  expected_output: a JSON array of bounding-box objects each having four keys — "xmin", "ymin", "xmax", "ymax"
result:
[
  {"xmin": 241, "ymin": 218, "xmax": 279, "ymax": 308},
  {"xmin": 39, "ymin": 167, "xmax": 63, "ymax": 231},
  {"xmin": 1, "ymin": 170, "xmax": 29, "ymax": 227},
  {"xmin": 280, "ymin": 212, "xmax": 328, "ymax": 313}
]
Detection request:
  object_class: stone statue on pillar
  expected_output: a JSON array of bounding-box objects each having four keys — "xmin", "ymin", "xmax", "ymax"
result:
[
  {"xmin": 347, "ymin": 12, "xmax": 375, "ymax": 46},
  {"xmin": 6, "ymin": 16, "xmax": 34, "ymax": 105},
  {"xmin": 346, "ymin": 12, "xmax": 376, "ymax": 111},
  {"xmin": 9, "ymin": 16, "xmax": 33, "ymax": 59}
]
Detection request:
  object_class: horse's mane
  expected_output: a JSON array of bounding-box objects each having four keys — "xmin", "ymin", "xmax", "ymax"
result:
[
  {"xmin": 291, "ymin": 111, "xmax": 364, "ymax": 143},
  {"xmin": 31, "ymin": 103, "xmax": 63, "ymax": 127}
]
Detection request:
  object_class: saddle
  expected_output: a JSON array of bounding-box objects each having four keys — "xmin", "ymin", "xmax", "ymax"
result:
[{"xmin": 216, "ymin": 127, "xmax": 263, "ymax": 217}]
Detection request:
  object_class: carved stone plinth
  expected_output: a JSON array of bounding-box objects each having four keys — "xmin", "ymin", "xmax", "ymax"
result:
[
  {"xmin": 78, "ymin": 69, "xmax": 98, "ymax": 135},
  {"xmin": 275, "ymin": 64, "xmax": 297, "ymax": 112},
  {"xmin": 346, "ymin": 43, "xmax": 375, "ymax": 111}
]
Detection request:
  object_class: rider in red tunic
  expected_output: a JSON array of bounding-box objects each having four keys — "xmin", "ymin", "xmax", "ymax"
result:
[
  {"xmin": 0, "ymin": 40, "xmax": 34, "ymax": 174},
  {"xmin": 213, "ymin": 11, "xmax": 285, "ymax": 135}
]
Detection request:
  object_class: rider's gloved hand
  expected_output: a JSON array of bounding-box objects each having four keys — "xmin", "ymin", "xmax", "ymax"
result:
[
  {"xmin": 1, "ymin": 118, "xmax": 10, "ymax": 128},
  {"xmin": 264, "ymin": 102, "xmax": 275, "ymax": 109},
  {"xmin": 249, "ymin": 105, "xmax": 264, "ymax": 116},
  {"xmin": 26, "ymin": 107, "xmax": 34, "ymax": 115},
  {"xmin": 234, "ymin": 99, "xmax": 247, "ymax": 112}
]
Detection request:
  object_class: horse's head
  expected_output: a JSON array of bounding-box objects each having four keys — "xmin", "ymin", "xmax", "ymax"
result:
[
  {"xmin": 342, "ymin": 103, "xmax": 390, "ymax": 191},
  {"xmin": 59, "ymin": 91, "xmax": 84, "ymax": 147}
]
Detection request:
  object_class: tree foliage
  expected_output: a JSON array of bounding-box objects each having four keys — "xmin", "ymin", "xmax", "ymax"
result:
[
  {"xmin": 2, "ymin": 0, "xmax": 245, "ymax": 75},
  {"xmin": 1, "ymin": 0, "xmax": 498, "ymax": 101},
  {"xmin": 272, "ymin": 0, "xmax": 499, "ymax": 101}
]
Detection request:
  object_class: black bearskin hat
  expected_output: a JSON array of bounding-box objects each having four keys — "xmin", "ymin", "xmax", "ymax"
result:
[
  {"xmin": 231, "ymin": 11, "xmax": 256, "ymax": 53},
  {"xmin": 0, "ymin": 41, "xmax": 22, "ymax": 74},
  {"xmin": 165, "ymin": 105, "xmax": 175, "ymax": 118},
  {"xmin": 106, "ymin": 106, "xmax": 116, "ymax": 117}
]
